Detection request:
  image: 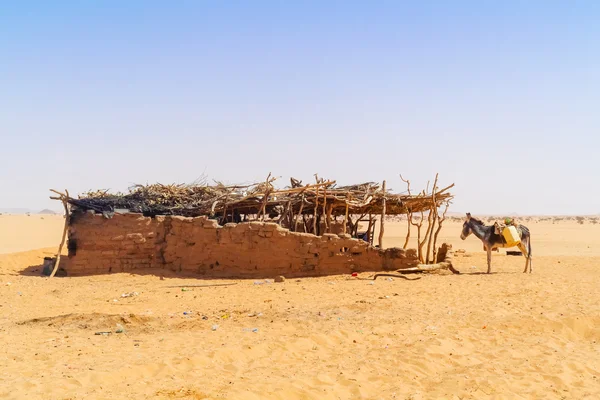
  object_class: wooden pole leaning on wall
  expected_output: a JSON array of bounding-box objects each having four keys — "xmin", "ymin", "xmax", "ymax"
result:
[
  {"xmin": 49, "ymin": 189, "xmax": 71, "ymax": 278},
  {"xmin": 378, "ymin": 180, "xmax": 386, "ymax": 248}
]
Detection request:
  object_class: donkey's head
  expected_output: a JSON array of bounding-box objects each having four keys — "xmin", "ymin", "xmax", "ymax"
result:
[{"xmin": 460, "ymin": 213, "xmax": 473, "ymax": 240}]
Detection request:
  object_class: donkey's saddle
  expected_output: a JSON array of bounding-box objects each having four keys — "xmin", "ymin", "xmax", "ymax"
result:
[{"xmin": 493, "ymin": 222, "xmax": 505, "ymax": 235}]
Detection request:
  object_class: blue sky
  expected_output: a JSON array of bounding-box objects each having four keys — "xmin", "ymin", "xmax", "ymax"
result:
[{"xmin": 1, "ymin": 1, "xmax": 599, "ymax": 215}]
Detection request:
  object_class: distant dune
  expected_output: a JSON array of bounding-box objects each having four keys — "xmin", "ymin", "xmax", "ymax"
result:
[{"xmin": 38, "ymin": 209, "xmax": 58, "ymax": 215}]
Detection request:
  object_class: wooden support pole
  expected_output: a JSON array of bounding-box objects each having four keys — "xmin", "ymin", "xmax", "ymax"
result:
[
  {"xmin": 279, "ymin": 199, "xmax": 292, "ymax": 226},
  {"xmin": 367, "ymin": 214, "xmax": 373, "ymax": 245},
  {"xmin": 313, "ymin": 186, "xmax": 319, "ymax": 235},
  {"xmin": 347, "ymin": 215, "xmax": 354, "ymax": 237},
  {"xmin": 322, "ymin": 186, "xmax": 328, "ymax": 232},
  {"xmin": 294, "ymin": 194, "xmax": 305, "ymax": 232},
  {"xmin": 425, "ymin": 174, "xmax": 439, "ymax": 264},
  {"xmin": 222, "ymin": 202, "xmax": 228, "ymax": 224},
  {"xmin": 432, "ymin": 200, "xmax": 450, "ymax": 263},
  {"xmin": 378, "ymin": 180, "xmax": 386, "ymax": 248},
  {"xmin": 400, "ymin": 175, "xmax": 412, "ymax": 249},
  {"xmin": 343, "ymin": 194, "xmax": 349, "ymax": 235},
  {"xmin": 287, "ymin": 200, "xmax": 293, "ymax": 228},
  {"xmin": 258, "ymin": 172, "xmax": 272, "ymax": 222}
]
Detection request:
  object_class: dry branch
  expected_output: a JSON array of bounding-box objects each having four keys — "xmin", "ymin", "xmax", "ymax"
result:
[
  {"xmin": 57, "ymin": 174, "xmax": 454, "ymax": 239},
  {"xmin": 425, "ymin": 173, "xmax": 439, "ymax": 264}
]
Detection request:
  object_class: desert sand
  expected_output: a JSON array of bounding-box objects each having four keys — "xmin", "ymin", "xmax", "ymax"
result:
[{"xmin": 1, "ymin": 214, "xmax": 599, "ymax": 399}]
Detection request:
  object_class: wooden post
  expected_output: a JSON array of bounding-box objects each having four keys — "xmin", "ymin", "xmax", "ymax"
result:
[
  {"xmin": 280, "ymin": 200, "xmax": 292, "ymax": 227},
  {"xmin": 294, "ymin": 194, "xmax": 305, "ymax": 232},
  {"xmin": 367, "ymin": 214, "xmax": 373, "ymax": 244},
  {"xmin": 313, "ymin": 186, "xmax": 319, "ymax": 235},
  {"xmin": 287, "ymin": 200, "xmax": 293, "ymax": 228},
  {"xmin": 432, "ymin": 200, "xmax": 450, "ymax": 263},
  {"xmin": 326, "ymin": 203, "xmax": 333, "ymax": 233},
  {"xmin": 258, "ymin": 172, "xmax": 272, "ymax": 222},
  {"xmin": 343, "ymin": 194, "xmax": 349, "ymax": 235},
  {"xmin": 400, "ymin": 175, "xmax": 412, "ymax": 249},
  {"xmin": 378, "ymin": 180, "xmax": 386, "ymax": 248},
  {"xmin": 322, "ymin": 186, "xmax": 328, "ymax": 232},
  {"xmin": 347, "ymin": 215, "xmax": 354, "ymax": 237},
  {"xmin": 425, "ymin": 174, "xmax": 439, "ymax": 264},
  {"xmin": 50, "ymin": 190, "xmax": 70, "ymax": 278},
  {"xmin": 260, "ymin": 192, "xmax": 268, "ymax": 222}
]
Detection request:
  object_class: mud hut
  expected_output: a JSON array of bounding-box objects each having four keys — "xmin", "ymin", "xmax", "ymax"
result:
[{"xmin": 48, "ymin": 174, "xmax": 456, "ymax": 278}]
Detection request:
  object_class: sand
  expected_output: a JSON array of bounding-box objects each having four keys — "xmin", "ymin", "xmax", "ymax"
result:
[
  {"xmin": 1, "ymin": 215, "xmax": 599, "ymax": 399},
  {"xmin": 0, "ymin": 215, "xmax": 65, "ymax": 254}
]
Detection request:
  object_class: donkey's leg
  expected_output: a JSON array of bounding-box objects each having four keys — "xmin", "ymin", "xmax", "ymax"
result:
[
  {"xmin": 517, "ymin": 243, "xmax": 529, "ymax": 273},
  {"xmin": 525, "ymin": 238, "xmax": 532, "ymax": 273},
  {"xmin": 486, "ymin": 247, "xmax": 492, "ymax": 274},
  {"xmin": 529, "ymin": 255, "xmax": 533, "ymax": 273}
]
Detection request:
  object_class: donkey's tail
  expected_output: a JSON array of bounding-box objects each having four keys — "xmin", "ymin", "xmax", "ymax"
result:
[{"xmin": 520, "ymin": 225, "xmax": 532, "ymax": 258}]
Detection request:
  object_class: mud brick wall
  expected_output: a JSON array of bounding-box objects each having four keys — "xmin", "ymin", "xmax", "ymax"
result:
[
  {"xmin": 66, "ymin": 211, "xmax": 164, "ymax": 275},
  {"xmin": 64, "ymin": 212, "xmax": 420, "ymax": 277}
]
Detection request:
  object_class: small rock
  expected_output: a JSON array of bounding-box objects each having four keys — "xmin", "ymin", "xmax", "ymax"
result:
[{"xmin": 274, "ymin": 276, "xmax": 286, "ymax": 283}]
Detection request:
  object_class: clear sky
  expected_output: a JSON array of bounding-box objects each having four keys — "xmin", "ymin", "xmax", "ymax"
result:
[{"xmin": 1, "ymin": 1, "xmax": 599, "ymax": 215}]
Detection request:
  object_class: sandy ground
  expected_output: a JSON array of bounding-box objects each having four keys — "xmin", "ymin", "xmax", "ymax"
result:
[
  {"xmin": 1, "ymin": 215, "xmax": 599, "ymax": 399},
  {"xmin": 0, "ymin": 215, "xmax": 64, "ymax": 254}
]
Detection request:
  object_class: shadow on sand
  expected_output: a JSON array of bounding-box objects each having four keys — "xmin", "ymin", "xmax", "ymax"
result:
[{"xmin": 19, "ymin": 257, "xmax": 67, "ymax": 277}]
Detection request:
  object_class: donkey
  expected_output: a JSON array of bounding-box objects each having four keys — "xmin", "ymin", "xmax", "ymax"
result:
[{"xmin": 460, "ymin": 213, "xmax": 532, "ymax": 274}]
